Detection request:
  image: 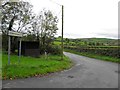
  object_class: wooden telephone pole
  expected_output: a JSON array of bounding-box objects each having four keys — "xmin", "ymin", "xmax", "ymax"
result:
[{"xmin": 61, "ymin": 5, "xmax": 64, "ymax": 60}]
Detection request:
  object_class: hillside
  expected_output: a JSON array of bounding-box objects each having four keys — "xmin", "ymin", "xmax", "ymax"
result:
[
  {"xmin": 78, "ymin": 38, "xmax": 117, "ymax": 45},
  {"xmin": 54, "ymin": 37, "xmax": 118, "ymax": 46}
]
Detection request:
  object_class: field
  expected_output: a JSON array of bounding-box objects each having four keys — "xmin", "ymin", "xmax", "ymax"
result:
[
  {"xmin": 54, "ymin": 37, "xmax": 120, "ymax": 63},
  {"xmin": 2, "ymin": 54, "xmax": 72, "ymax": 80}
]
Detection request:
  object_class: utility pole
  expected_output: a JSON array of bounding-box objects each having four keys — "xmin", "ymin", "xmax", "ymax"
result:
[{"xmin": 61, "ymin": 5, "xmax": 64, "ymax": 60}]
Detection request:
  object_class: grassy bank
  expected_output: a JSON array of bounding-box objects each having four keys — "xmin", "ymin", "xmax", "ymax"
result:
[
  {"xmin": 64, "ymin": 49, "xmax": 120, "ymax": 63},
  {"xmin": 2, "ymin": 54, "xmax": 72, "ymax": 80}
]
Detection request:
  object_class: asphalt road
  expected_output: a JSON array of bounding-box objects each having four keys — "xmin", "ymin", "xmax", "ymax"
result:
[{"xmin": 2, "ymin": 52, "xmax": 118, "ymax": 88}]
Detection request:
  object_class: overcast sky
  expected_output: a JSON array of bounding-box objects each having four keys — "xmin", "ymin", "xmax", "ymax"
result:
[{"xmin": 24, "ymin": 0, "xmax": 119, "ymax": 39}]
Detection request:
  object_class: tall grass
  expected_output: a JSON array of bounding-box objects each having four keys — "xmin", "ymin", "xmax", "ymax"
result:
[{"xmin": 2, "ymin": 54, "xmax": 72, "ymax": 80}]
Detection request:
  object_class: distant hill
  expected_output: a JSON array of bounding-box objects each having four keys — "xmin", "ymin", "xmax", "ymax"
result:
[
  {"xmin": 69, "ymin": 38, "xmax": 118, "ymax": 46},
  {"xmin": 77, "ymin": 38, "xmax": 117, "ymax": 42},
  {"xmin": 55, "ymin": 37, "xmax": 118, "ymax": 46}
]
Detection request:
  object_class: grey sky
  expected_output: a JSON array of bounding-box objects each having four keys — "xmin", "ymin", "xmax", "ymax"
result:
[{"xmin": 24, "ymin": 0, "xmax": 119, "ymax": 39}]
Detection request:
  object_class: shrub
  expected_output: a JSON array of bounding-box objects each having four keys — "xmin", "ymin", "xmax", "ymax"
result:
[{"xmin": 46, "ymin": 45, "xmax": 62, "ymax": 55}]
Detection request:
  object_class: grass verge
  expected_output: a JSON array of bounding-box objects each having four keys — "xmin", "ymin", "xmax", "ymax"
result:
[
  {"xmin": 2, "ymin": 54, "xmax": 72, "ymax": 80},
  {"xmin": 64, "ymin": 49, "xmax": 120, "ymax": 63}
]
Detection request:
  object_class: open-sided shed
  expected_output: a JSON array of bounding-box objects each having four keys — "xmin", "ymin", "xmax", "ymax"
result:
[{"xmin": 20, "ymin": 41, "xmax": 40, "ymax": 57}]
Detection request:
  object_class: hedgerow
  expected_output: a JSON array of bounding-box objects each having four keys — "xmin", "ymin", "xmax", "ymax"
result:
[{"xmin": 64, "ymin": 46, "xmax": 120, "ymax": 58}]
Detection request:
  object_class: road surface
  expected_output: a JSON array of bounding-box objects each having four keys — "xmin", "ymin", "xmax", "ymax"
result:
[{"xmin": 2, "ymin": 52, "xmax": 118, "ymax": 88}]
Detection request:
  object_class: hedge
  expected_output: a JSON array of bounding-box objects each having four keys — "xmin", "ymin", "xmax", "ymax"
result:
[{"xmin": 64, "ymin": 46, "xmax": 120, "ymax": 58}]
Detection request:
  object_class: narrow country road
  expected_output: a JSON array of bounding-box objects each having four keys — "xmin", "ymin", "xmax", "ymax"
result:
[{"xmin": 3, "ymin": 52, "xmax": 118, "ymax": 88}]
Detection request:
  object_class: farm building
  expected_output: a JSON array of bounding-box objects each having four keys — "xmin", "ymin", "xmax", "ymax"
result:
[{"xmin": 19, "ymin": 41, "xmax": 40, "ymax": 57}]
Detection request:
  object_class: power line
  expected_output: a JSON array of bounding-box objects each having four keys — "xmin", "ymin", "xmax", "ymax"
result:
[
  {"xmin": 48, "ymin": 0, "xmax": 62, "ymax": 18},
  {"xmin": 49, "ymin": 0, "xmax": 64, "ymax": 60},
  {"xmin": 49, "ymin": 0, "xmax": 62, "ymax": 6},
  {"xmin": 47, "ymin": 0, "xmax": 62, "ymax": 19},
  {"xmin": 56, "ymin": 9, "xmax": 62, "ymax": 18}
]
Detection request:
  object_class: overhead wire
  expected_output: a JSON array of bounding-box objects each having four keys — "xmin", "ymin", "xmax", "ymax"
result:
[
  {"xmin": 48, "ymin": 0, "xmax": 62, "ymax": 18},
  {"xmin": 48, "ymin": 0, "xmax": 63, "ymax": 37},
  {"xmin": 49, "ymin": 0, "xmax": 62, "ymax": 6}
]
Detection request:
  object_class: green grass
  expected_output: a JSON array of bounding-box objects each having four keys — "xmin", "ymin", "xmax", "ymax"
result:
[
  {"xmin": 64, "ymin": 49, "xmax": 120, "ymax": 63},
  {"xmin": 2, "ymin": 54, "xmax": 72, "ymax": 80},
  {"xmin": 54, "ymin": 41, "xmax": 61, "ymax": 45},
  {"xmin": 0, "ymin": 53, "xmax": 1, "ymax": 80}
]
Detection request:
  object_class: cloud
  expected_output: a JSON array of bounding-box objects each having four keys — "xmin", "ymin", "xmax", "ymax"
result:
[
  {"xmin": 57, "ymin": 28, "xmax": 119, "ymax": 39},
  {"xmin": 25, "ymin": 0, "xmax": 119, "ymax": 39},
  {"xmin": 95, "ymin": 33, "xmax": 118, "ymax": 39},
  {"xmin": 94, "ymin": 29, "xmax": 118, "ymax": 39}
]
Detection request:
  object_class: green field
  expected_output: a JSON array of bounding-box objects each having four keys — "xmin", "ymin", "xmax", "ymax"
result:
[
  {"xmin": 0, "ymin": 53, "xmax": 1, "ymax": 80},
  {"xmin": 2, "ymin": 54, "xmax": 72, "ymax": 80},
  {"xmin": 54, "ymin": 41, "xmax": 61, "ymax": 45}
]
